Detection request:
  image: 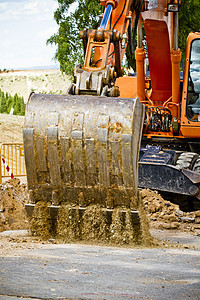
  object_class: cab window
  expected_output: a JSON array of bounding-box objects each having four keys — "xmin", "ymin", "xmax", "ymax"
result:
[{"xmin": 187, "ymin": 39, "xmax": 200, "ymax": 121}]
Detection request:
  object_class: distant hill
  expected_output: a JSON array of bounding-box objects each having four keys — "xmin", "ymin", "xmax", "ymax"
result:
[
  {"xmin": 0, "ymin": 69, "xmax": 71, "ymax": 101},
  {"xmin": 13, "ymin": 64, "xmax": 60, "ymax": 71}
]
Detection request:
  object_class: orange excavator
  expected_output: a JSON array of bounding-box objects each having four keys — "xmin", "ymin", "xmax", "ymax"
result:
[
  {"xmin": 70, "ymin": 0, "xmax": 200, "ymax": 210},
  {"xmin": 24, "ymin": 0, "xmax": 200, "ymax": 241}
]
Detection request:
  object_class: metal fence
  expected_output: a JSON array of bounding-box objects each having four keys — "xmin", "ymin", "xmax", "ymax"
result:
[{"xmin": 0, "ymin": 143, "xmax": 26, "ymax": 184}]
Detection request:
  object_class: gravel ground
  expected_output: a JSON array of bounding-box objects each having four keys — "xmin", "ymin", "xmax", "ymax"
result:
[{"xmin": 0, "ymin": 236, "xmax": 199, "ymax": 300}]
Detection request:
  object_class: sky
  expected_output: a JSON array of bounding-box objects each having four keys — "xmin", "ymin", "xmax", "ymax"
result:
[{"xmin": 0, "ymin": 0, "xmax": 60, "ymax": 69}]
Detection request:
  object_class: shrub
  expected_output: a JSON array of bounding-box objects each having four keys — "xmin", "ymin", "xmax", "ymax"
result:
[{"xmin": 0, "ymin": 89, "xmax": 26, "ymax": 115}]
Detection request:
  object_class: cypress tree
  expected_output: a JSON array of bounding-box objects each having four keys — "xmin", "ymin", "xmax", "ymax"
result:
[{"xmin": 0, "ymin": 92, "xmax": 8, "ymax": 113}]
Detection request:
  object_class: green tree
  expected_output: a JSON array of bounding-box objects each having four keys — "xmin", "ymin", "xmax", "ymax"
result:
[
  {"xmin": 179, "ymin": 0, "xmax": 200, "ymax": 58},
  {"xmin": 13, "ymin": 93, "xmax": 24, "ymax": 115},
  {"xmin": 13, "ymin": 94, "xmax": 25, "ymax": 116},
  {"xmin": 13, "ymin": 93, "xmax": 19, "ymax": 115},
  {"xmin": 47, "ymin": 0, "xmax": 103, "ymax": 74},
  {"xmin": 0, "ymin": 90, "xmax": 7, "ymax": 113},
  {"xmin": 6, "ymin": 95, "xmax": 14, "ymax": 114},
  {"xmin": 48, "ymin": 0, "xmax": 200, "ymax": 74},
  {"xmin": 0, "ymin": 89, "xmax": 25, "ymax": 116},
  {"xmin": 20, "ymin": 97, "xmax": 26, "ymax": 116}
]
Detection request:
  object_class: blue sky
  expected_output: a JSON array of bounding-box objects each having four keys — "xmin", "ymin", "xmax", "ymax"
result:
[{"xmin": 0, "ymin": 0, "xmax": 59, "ymax": 69}]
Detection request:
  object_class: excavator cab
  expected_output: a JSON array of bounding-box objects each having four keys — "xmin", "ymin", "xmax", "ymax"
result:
[{"xmin": 181, "ymin": 33, "xmax": 200, "ymax": 138}]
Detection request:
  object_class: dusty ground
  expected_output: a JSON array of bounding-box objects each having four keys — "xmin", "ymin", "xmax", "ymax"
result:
[
  {"xmin": 0, "ymin": 241, "xmax": 199, "ymax": 300},
  {"xmin": 0, "ymin": 69, "xmax": 71, "ymax": 101},
  {"xmin": 0, "ymin": 114, "xmax": 24, "ymax": 143},
  {"xmin": 0, "ymin": 178, "xmax": 29, "ymax": 232}
]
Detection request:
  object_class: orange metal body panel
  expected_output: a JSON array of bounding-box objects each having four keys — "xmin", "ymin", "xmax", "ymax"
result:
[
  {"xmin": 115, "ymin": 76, "xmax": 137, "ymax": 98},
  {"xmin": 143, "ymin": 19, "xmax": 172, "ymax": 104},
  {"xmin": 180, "ymin": 127, "xmax": 200, "ymax": 138}
]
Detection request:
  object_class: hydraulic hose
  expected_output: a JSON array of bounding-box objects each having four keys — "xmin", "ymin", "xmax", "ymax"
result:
[
  {"xmin": 99, "ymin": 4, "xmax": 113, "ymax": 29},
  {"xmin": 128, "ymin": 0, "xmax": 144, "ymax": 55}
]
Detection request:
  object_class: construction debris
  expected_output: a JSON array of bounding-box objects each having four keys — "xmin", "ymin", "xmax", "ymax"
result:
[{"xmin": 141, "ymin": 189, "xmax": 200, "ymax": 235}]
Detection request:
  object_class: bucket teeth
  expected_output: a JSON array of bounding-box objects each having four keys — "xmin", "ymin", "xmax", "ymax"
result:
[
  {"xmin": 25, "ymin": 203, "xmax": 142, "ymax": 244},
  {"xmin": 24, "ymin": 93, "xmax": 144, "ymax": 209}
]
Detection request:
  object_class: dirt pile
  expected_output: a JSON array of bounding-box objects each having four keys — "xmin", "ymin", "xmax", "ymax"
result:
[
  {"xmin": 141, "ymin": 189, "xmax": 200, "ymax": 234},
  {"xmin": 1, "ymin": 178, "xmax": 200, "ymax": 241},
  {"xmin": 32, "ymin": 201, "xmax": 154, "ymax": 246},
  {"xmin": 0, "ymin": 178, "xmax": 29, "ymax": 232}
]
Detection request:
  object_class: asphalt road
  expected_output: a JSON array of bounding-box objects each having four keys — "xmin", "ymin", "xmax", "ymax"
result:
[{"xmin": 0, "ymin": 233, "xmax": 200, "ymax": 300}]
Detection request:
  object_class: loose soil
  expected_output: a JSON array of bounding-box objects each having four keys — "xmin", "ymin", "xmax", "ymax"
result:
[
  {"xmin": 0, "ymin": 178, "xmax": 199, "ymax": 245},
  {"xmin": 0, "ymin": 178, "xmax": 29, "ymax": 232},
  {"xmin": 141, "ymin": 189, "xmax": 200, "ymax": 235}
]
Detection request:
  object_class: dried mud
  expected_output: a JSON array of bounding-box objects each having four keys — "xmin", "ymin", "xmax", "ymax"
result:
[
  {"xmin": 30, "ymin": 201, "xmax": 52, "ymax": 240},
  {"xmin": 0, "ymin": 178, "xmax": 29, "ymax": 232}
]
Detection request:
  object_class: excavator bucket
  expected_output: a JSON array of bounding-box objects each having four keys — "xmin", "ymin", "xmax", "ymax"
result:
[{"xmin": 24, "ymin": 93, "xmax": 146, "ymax": 244}]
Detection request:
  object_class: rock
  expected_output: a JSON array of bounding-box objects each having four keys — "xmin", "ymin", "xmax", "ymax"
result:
[
  {"xmin": 180, "ymin": 217, "xmax": 195, "ymax": 223},
  {"xmin": 193, "ymin": 224, "xmax": 200, "ymax": 229},
  {"xmin": 150, "ymin": 217, "xmax": 157, "ymax": 221},
  {"xmin": 195, "ymin": 211, "xmax": 200, "ymax": 217},
  {"xmin": 175, "ymin": 210, "xmax": 184, "ymax": 218},
  {"xmin": 0, "ymin": 212, "xmax": 5, "ymax": 221},
  {"xmin": 141, "ymin": 188, "xmax": 200, "ymax": 232},
  {"xmin": 0, "ymin": 230, "xmax": 29, "ymax": 237},
  {"xmin": 162, "ymin": 214, "xmax": 178, "ymax": 222},
  {"xmin": 148, "ymin": 204, "xmax": 157, "ymax": 213},
  {"xmin": 49, "ymin": 238, "xmax": 55, "ymax": 243},
  {"xmin": 161, "ymin": 223, "xmax": 172, "ymax": 229},
  {"xmin": 170, "ymin": 222, "xmax": 180, "ymax": 229},
  {"xmin": 0, "ymin": 205, "xmax": 5, "ymax": 212},
  {"xmin": 169, "ymin": 206, "xmax": 175, "ymax": 211},
  {"xmin": 195, "ymin": 217, "xmax": 200, "ymax": 224}
]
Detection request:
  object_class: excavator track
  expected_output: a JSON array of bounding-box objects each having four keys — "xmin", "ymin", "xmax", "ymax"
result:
[{"xmin": 23, "ymin": 93, "xmax": 147, "ymax": 243}]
